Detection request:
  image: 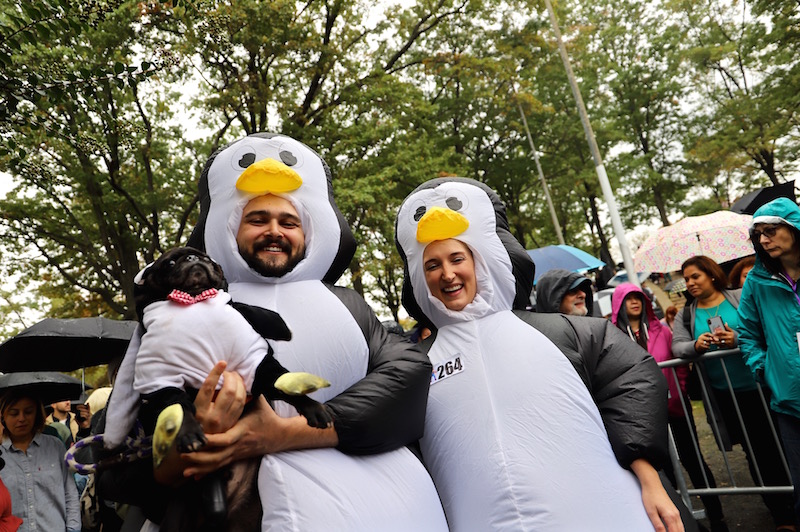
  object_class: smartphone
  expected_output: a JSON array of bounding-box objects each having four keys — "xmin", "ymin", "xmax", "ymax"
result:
[{"xmin": 707, "ymin": 316, "xmax": 724, "ymax": 333}]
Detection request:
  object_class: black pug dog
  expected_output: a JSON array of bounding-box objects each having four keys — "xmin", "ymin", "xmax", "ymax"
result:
[{"xmin": 133, "ymin": 246, "xmax": 333, "ymax": 532}]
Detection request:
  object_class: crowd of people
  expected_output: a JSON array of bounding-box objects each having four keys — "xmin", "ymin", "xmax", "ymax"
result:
[{"xmin": 0, "ymin": 132, "xmax": 798, "ymax": 531}]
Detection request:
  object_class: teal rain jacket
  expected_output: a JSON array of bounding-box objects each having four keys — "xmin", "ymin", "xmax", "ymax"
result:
[{"xmin": 738, "ymin": 197, "xmax": 800, "ymax": 418}]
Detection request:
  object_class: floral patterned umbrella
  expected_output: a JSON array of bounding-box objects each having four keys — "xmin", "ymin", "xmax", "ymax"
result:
[{"xmin": 634, "ymin": 211, "xmax": 754, "ymax": 273}]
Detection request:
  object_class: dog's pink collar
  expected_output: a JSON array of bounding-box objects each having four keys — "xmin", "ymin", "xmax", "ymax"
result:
[{"xmin": 167, "ymin": 288, "xmax": 219, "ymax": 305}]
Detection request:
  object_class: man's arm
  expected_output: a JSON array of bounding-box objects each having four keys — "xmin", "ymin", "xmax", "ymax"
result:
[
  {"xmin": 323, "ymin": 286, "xmax": 432, "ymax": 455},
  {"xmin": 183, "ymin": 395, "xmax": 338, "ymax": 479},
  {"xmin": 182, "ymin": 288, "xmax": 432, "ymax": 476}
]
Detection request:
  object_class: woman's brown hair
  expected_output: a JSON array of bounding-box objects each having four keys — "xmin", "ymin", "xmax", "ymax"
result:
[
  {"xmin": 0, "ymin": 391, "xmax": 46, "ymax": 436},
  {"xmin": 728, "ymin": 256, "xmax": 756, "ymax": 289},
  {"xmin": 681, "ymin": 255, "xmax": 728, "ymax": 292}
]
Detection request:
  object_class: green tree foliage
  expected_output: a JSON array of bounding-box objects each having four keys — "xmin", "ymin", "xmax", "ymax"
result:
[
  {"xmin": 0, "ymin": 1, "xmax": 198, "ymax": 320},
  {"xmin": 1, "ymin": 0, "xmax": 798, "ymax": 328},
  {"xmin": 570, "ymin": 0, "xmax": 690, "ymax": 227},
  {"xmin": 675, "ymin": 0, "xmax": 800, "ymax": 194}
]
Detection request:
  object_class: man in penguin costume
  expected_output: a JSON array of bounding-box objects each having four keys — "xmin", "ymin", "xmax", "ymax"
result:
[
  {"xmin": 395, "ymin": 177, "xmax": 687, "ymax": 531},
  {"xmin": 103, "ymin": 133, "xmax": 447, "ymax": 531}
]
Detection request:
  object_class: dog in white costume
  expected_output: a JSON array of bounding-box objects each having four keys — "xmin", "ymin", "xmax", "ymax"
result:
[{"xmin": 105, "ymin": 133, "xmax": 447, "ymax": 532}]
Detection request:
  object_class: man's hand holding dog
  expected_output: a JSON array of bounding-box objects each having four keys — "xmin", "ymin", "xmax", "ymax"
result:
[
  {"xmin": 183, "ymin": 368, "xmax": 339, "ymax": 480},
  {"xmin": 194, "ymin": 361, "xmax": 247, "ymax": 434}
]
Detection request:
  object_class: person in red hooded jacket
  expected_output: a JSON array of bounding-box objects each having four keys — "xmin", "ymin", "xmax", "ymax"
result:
[{"xmin": 613, "ymin": 283, "xmax": 728, "ymax": 532}]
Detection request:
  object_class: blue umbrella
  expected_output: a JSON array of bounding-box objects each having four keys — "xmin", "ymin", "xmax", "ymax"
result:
[
  {"xmin": 605, "ymin": 270, "xmax": 651, "ymax": 288},
  {"xmin": 527, "ymin": 245, "xmax": 605, "ymax": 284}
]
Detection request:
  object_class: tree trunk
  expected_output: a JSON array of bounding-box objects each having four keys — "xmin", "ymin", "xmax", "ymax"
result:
[
  {"xmin": 589, "ymin": 193, "xmax": 617, "ymax": 287},
  {"xmin": 654, "ymin": 187, "xmax": 670, "ymax": 227},
  {"xmin": 349, "ymin": 257, "xmax": 364, "ymax": 297}
]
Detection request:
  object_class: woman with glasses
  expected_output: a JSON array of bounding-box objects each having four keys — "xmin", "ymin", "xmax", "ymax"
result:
[
  {"xmin": 673, "ymin": 254, "xmax": 796, "ymax": 531},
  {"xmin": 739, "ymin": 197, "xmax": 800, "ymax": 523}
]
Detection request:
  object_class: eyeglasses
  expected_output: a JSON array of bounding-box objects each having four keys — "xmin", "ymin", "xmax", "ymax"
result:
[{"xmin": 751, "ymin": 225, "xmax": 780, "ymax": 240}]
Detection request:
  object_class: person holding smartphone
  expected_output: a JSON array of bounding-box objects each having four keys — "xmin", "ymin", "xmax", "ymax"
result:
[
  {"xmin": 673, "ymin": 255, "xmax": 796, "ymax": 530},
  {"xmin": 612, "ymin": 283, "xmax": 727, "ymax": 531}
]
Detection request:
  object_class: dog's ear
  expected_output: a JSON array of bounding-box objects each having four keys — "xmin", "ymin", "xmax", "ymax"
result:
[
  {"xmin": 133, "ymin": 282, "xmax": 151, "ymax": 323},
  {"xmin": 133, "ymin": 256, "xmax": 174, "ymax": 322},
  {"xmin": 213, "ymin": 260, "xmax": 228, "ymax": 291},
  {"xmin": 231, "ymin": 302, "xmax": 292, "ymax": 341}
]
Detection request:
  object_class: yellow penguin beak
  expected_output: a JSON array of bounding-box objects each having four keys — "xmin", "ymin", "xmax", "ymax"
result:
[
  {"xmin": 416, "ymin": 206, "xmax": 470, "ymax": 243},
  {"xmin": 236, "ymin": 158, "xmax": 303, "ymax": 195}
]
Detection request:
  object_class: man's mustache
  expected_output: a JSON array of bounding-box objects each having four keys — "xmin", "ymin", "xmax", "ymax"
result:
[{"xmin": 253, "ymin": 238, "xmax": 292, "ymax": 254}]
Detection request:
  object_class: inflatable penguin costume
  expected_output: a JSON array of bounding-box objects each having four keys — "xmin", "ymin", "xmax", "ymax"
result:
[
  {"xmin": 395, "ymin": 177, "xmax": 660, "ymax": 530},
  {"xmin": 105, "ymin": 133, "xmax": 447, "ymax": 531}
]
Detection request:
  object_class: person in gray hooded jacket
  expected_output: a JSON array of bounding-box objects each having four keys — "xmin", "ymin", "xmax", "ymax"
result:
[{"xmin": 535, "ymin": 268, "xmax": 594, "ymax": 316}]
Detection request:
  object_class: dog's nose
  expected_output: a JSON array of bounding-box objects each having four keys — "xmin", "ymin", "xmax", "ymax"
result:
[{"xmin": 185, "ymin": 255, "xmax": 200, "ymax": 262}]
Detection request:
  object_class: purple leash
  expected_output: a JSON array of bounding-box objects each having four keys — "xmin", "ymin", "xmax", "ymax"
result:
[{"xmin": 64, "ymin": 422, "xmax": 152, "ymax": 475}]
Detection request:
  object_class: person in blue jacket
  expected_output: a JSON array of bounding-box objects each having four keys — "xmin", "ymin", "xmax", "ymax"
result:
[{"xmin": 738, "ymin": 196, "xmax": 800, "ymax": 521}]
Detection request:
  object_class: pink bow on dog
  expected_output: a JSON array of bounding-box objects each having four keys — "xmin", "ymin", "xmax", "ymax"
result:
[{"xmin": 167, "ymin": 288, "xmax": 219, "ymax": 305}]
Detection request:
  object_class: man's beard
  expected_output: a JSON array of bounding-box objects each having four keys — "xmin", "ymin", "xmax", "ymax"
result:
[
  {"xmin": 240, "ymin": 237, "xmax": 305, "ymax": 278},
  {"xmin": 567, "ymin": 303, "xmax": 588, "ymax": 317}
]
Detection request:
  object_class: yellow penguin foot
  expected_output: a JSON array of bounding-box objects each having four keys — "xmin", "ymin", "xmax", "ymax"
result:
[
  {"xmin": 153, "ymin": 403, "xmax": 206, "ymax": 469},
  {"xmin": 274, "ymin": 372, "xmax": 331, "ymax": 396}
]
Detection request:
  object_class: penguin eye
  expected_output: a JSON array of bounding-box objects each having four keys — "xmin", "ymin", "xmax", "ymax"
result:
[
  {"xmin": 276, "ymin": 142, "xmax": 305, "ymax": 168},
  {"xmin": 446, "ymin": 197, "xmax": 463, "ymax": 211},
  {"xmin": 230, "ymin": 145, "xmax": 259, "ymax": 172},
  {"xmin": 406, "ymin": 198, "xmax": 429, "ymax": 227},
  {"xmin": 238, "ymin": 152, "xmax": 255, "ymax": 168},
  {"xmin": 279, "ymin": 150, "xmax": 297, "ymax": 166},
  {"xmin": 442, "ymin": 188, "xmax": 469, "ymax": 213}
]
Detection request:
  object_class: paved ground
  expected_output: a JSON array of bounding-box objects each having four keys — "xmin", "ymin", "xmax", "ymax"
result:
[{"xmin": 679, "ymin": 402, "xmax": 789, "ymax": 531}]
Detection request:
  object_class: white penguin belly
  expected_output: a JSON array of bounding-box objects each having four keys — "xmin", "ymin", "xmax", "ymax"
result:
[
  {"xmin": 421, "ymin": 311, "xmax": 651, "ymax": 531},
  {"xmin": 229, "ymin": 281, "xmax": 448, "ymax": 532}
]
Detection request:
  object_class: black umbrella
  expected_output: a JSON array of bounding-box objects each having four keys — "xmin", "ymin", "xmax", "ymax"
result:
[
  {"xmin": 0, "ymin": 317, "xmax": 137, "ymax": 372},
  {"xmin": 0, "ymin": 371, "xmax": 83, "ymax": 404},
  {"xmin": 730, "ymin": 181, "xmax": 796, "ymax": 215}
]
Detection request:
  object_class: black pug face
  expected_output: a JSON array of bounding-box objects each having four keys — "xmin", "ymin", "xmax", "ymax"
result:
[{"xmin": 143, "ymin": 247, "xmax": 227, "ymax": 298}]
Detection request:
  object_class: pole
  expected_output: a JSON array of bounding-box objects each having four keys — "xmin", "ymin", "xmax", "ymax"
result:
[
  {"xmin": 515, "ymin": 97, "xmax": 565, "ymax": 245},
  {"xmin": 542, "ymin": 0, "xmax": 640, "ymax": 286}
]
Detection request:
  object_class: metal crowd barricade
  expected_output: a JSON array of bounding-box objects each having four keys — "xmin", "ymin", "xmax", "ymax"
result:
[{"xmin": 658, "ymin": 349, "xmax": 793, "ymax": 518}]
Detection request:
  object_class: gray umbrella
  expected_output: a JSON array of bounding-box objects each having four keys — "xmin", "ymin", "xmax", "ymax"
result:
[
  {"xmin": 0, "ymin": 371, "xmax": 83, "ymax": 404},
  {"xmin": 0, "ymin": 317, "xmax": 137, "ymax": 372}
]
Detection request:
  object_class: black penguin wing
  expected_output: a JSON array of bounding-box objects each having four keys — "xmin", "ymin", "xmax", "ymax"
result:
[{"xmin": 231, "ymin": 302, "xmax": 292, "ymax": 341}]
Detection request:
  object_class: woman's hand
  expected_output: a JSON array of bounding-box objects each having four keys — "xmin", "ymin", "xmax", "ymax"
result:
[
  {"xmin": 711, "ymin": 324, "xmax": 737, "ymax": 349},
  {"xmin": 630, "ymin": 459, "xmax": 684, "ymax": 532},
  {"xmin": 694, "ymin": 332, "xmax": 715, "ymax": 353}
]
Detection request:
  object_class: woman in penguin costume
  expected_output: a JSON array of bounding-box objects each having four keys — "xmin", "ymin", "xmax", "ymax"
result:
[
  {"xmin": 103, "ymin": 133, "xmax": 447, "ymax": 531},
  {"xmin": 395, "ymin": 177, "xmax": 684, "ymax": 531}
]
